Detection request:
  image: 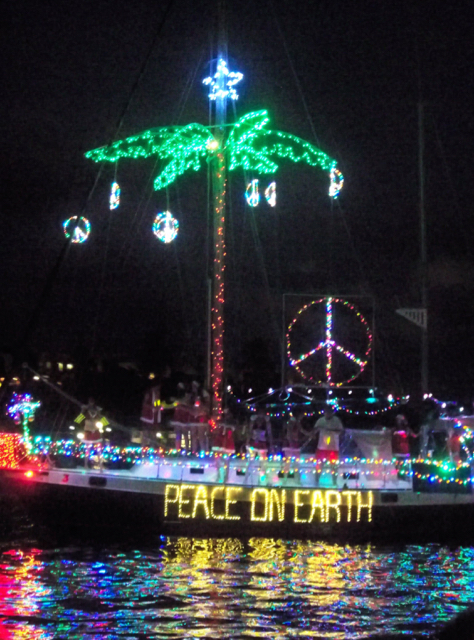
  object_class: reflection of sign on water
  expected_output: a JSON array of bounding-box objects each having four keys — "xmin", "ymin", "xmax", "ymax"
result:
[{"xmin": 164, "ymin": 484, "xmax": 373, "ymax": 523}]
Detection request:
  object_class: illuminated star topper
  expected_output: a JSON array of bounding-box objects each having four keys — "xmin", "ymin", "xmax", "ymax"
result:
[{"xmin": 203, "ymin": 58, "xmax": 243, "ymax": 101}]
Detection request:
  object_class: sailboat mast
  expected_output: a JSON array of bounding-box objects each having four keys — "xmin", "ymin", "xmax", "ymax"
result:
[
  {"xmin": 209, "ymin": 0, "xmax": 228, "ymax": 419},
  {"xmin": 418, "ymin": 102, "xmax": 429, "ymax": 396}
]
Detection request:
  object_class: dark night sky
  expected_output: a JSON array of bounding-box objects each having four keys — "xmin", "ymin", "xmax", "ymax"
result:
[{"xmin": 1, "ymin": 0, "xmax": 474, "ymax": 398}]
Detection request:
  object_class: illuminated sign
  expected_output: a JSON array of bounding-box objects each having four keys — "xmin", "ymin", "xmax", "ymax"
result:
[{"xmin": 164, "ymin": 484, "xmax": 373, "ymax": 524}]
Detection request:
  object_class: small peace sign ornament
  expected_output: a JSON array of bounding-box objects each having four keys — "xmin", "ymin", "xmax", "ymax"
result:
[{"xmin": 63, "ymin": 216, "xmax": 91, "ymax": 243}]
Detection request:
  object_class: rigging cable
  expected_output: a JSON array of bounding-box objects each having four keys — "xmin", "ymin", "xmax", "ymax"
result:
[
  {"xmin": 267, "ymin": 0, "xmax": 395, "ymax": 392},
  {"xmin": 117, "ymin": 50, "xmax": 204, "ymax": 266},
  {"xmin": 269, "ymin": 0, "xmax": 371, "ymax": 295},
  {"xmin": 61, "ymin": 0, "xmax": 178, "ymax": 400},
  {"xmin": 85, "ymin": 52, "xmax": 206, "ymax": 375},
  {"xmin": 430, "ymin": 110, "xmax": 471, "ymax": 259},
  {"xmin": 0, "ymin": 0, "xmax": 176, "ymax": 403},
  {"xmin": 25, "ymin": 366, "xmax": 133, "ymax": 434}
]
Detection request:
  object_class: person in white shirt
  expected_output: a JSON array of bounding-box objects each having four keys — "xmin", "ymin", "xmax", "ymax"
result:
[
  {"xmin": 247, "ymin": 408, "xmax": 273, "ymax": 457},
  {"xmin": 313, "ymin": 404, "xmax": 344, "ymax": 485}
]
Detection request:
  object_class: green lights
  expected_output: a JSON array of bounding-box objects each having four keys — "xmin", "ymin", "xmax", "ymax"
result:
[
  {"xmin": 85, "ymin": 109, "xmax": 341, "ymax": 418},
  {"xmin": 85, "ymin": 110, "xmax": 339, "ymax": 192},
  {"xmin": 85, "ymin": 123, "xmax": 213, "ymax": 190}
]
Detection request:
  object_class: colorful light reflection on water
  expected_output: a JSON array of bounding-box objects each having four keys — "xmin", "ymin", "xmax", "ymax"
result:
[{"xmin": 1, "ymin": 538, "xmax": 474, "ymax": 638}]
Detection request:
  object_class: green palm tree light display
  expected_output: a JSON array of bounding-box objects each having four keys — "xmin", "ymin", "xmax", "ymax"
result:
[
  {"xmin": 85, "ymin": 60, "xmax": 343, "ymax": 420},
  {"xmin": 7, "ymin": 392, "xmax": 41, "ymax": 452}
]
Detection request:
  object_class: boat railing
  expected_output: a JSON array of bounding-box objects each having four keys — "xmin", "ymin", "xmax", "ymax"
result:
[
  {"xmin": 104, "ymin": 453, "xmax": 414, "ymax": 491},
  {"xmin": 9, "ymin": 436, "xmax": 473, "ymax": 493}
]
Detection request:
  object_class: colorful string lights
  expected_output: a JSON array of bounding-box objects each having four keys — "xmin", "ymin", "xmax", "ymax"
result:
[
  {"xmin": 203, "ymin": 58, "xmax": 243, "ymax": 101},
  {"xmin": 210, "ymin": 151, "xmax": 227, "ymax": 419},
  {"xmin": 152, "ymin": 211, "xmax": 179, "ymax": 243},
  {"xmin": 86, "ymin": 104, "xmax": 341, "ymax": 419},
  {"xmin": 7, "ymin": 393, "xmax": 40, "ymax": 451},
  {"xmin": 0, "ymin": 433, "xmax": 23, "ymax": 469},
  {"xmin": 85, "ymin": 110, "xmax": 339, "ymax": 196},
  {"xmin": 109, "ymin": 182, "xmax": 120, "ymax": 209},
  {"xmin": 413, "ymin": 459, "xmax": 472, "ymax": 486},
  {"xmin": 63, "ymin": 216, "xmax": 91, "ymax": 243},
  {"xmin": 25, "ymin": 435, "xmax": 474, "ymax": 489},
  {"xmin": 287, "ymin": 297, "xmax": 372, "ymax": 386},
  {"xmin": 232, "ymin": 386, "xmax": 404, "ymax": 418}
]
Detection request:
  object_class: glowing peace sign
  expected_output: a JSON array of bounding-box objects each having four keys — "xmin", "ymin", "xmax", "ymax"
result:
[
  {"xmin": 63, "ymin": 216, "xmax": 91, "ymax": 243},
  {"xmin": 286, "ymin": 297, "xmax": 372, "ymax": 387},
  {"xmin": 152, "ymin": 211, "xmax": 179, "ymax": 243}
]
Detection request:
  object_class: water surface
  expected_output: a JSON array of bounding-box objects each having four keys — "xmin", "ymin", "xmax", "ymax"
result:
[{"xmin": 1, "ymin": 535, "xmax": 473, "ymax": 639}]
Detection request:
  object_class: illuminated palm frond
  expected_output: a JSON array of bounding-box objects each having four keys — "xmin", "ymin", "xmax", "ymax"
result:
[
  {"xmin": 85, "ymin": 123, "xmax": 213, "ymax": 190},
  {"xmin": 85, "ymin": 111, "xmax": 339, "ymax": 191},
  {"xmin": 226, "ymin": 110, "xmax": 336, "ymax": 175}
]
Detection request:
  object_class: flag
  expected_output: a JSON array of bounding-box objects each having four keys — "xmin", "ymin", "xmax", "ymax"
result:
[{"xmin": 396, "ymin": 308, "xmax": 427, "ymax": 329}]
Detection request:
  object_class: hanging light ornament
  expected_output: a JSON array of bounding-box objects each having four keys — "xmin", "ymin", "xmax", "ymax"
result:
[
  {"xmin": 265, "ymin": 181, "xmax": 277, "ymax": 207},
  {"xmin": 245, "ymin": 179, "xmax": 259, "ymax": 207},
  {"xmin": 152, "ymin": 211, "xmax": 179, "ymax": 243},
  {"xmin": 109, "ymin": 182, "xmax": 120, "ymax": 210},
  {"xmin": 63, "ymin": 216, "xmax": 91, "ymax": 243},
  {"xmin": 329, "ymin": 167, "xmax": 344, "ymax": 198},
  {"xmin": 86, "ymin": 104, "xmax": 342, "ymax": 419}
]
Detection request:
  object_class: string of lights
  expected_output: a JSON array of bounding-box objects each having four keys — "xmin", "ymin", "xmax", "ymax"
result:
[
  {"xmin": 85, "ymin": 63, "xmax": 342, "ymax": 419},
  {"xmin": 329, "ymin": 167, "xmax": 344, "ymax": 198},
  {"xmin": 0, "ymin": 433, "xmax": 23, "ymax": 469},
  {"xmin": 86, "ymin": 111, "xmax": 340, "ymax": 200},
  {"xmin": 210, "ymin": 151, "xmax": 227, "ymax": 419},
  {"xmin": 7, "ymin": 393, "xmax": 41, "ymax": 451},
  {"xmin": 2, "ymin": 434, "xmax": 471, "ymax": 488},
  {"xmin": 227, "ymin": 385, "xmax": 406, "ymax": 417}
]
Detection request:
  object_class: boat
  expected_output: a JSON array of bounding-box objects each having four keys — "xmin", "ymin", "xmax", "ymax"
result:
[
  {"xmin": 1, "ymin": 8, "xmax": 472, "ymax": 545},
  {"xmin": 1, "ymin": 411, "xmax": 474, "ymax": 542}
]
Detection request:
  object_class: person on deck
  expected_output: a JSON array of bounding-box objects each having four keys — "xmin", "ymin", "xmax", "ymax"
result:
[
  {"xmin": 233, "ymin": 416, "xmax": 248, "ymax": 455},
  {"xmin": 75, "ymin": 398, "xmax": 106, "ymax": 442},
  {"xmin": 312, "ymin": 404, "xmax": 344, "ymax": 486},
  {"xmin": 447, "ymin": 422, "xmax": 463, "ymax": 462},
  {"xmin": 392, "ymin": 413, "xmax": 418, "ymax": 458},
  {"xmin": 247, "ymin": 408, "xmax": 273, "ymax": 457},
  {"xmin": 191, "ymin": 389, "xmax": 210, "ymax": 454},
  {"xmin": 283, "ymin": 406, "xmax": 306, "ymax": 457},
  {"xmin": 170, "ymin": 386, "xmax": 194, "ymax": 452},
  {"xmin": 419, "ymin": 405, "xmax": 440, "ymax": 458},
  {"xmin": 211, "ymin": 408, "xmax": 236, "ymax": 455},
  {"xmin": 74, "ymin": 398, "xmax": 109, "ymax": 470},
  {"xmin": 139, "ymin": 382, "xmax": 162, "ymax": 445}
]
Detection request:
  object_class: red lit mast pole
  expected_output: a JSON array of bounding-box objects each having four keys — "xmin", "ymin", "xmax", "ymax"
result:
[
  {"xmin": 210, "ymin": 145, "xmax": 226, "ymax": 420},
  {"xmin": 209, "ymin": 48, "xmax": 228, "ymax": 421},
  {"xmin": 207, "ymin": 0, "xmax": 233, "ymax": 420}
]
